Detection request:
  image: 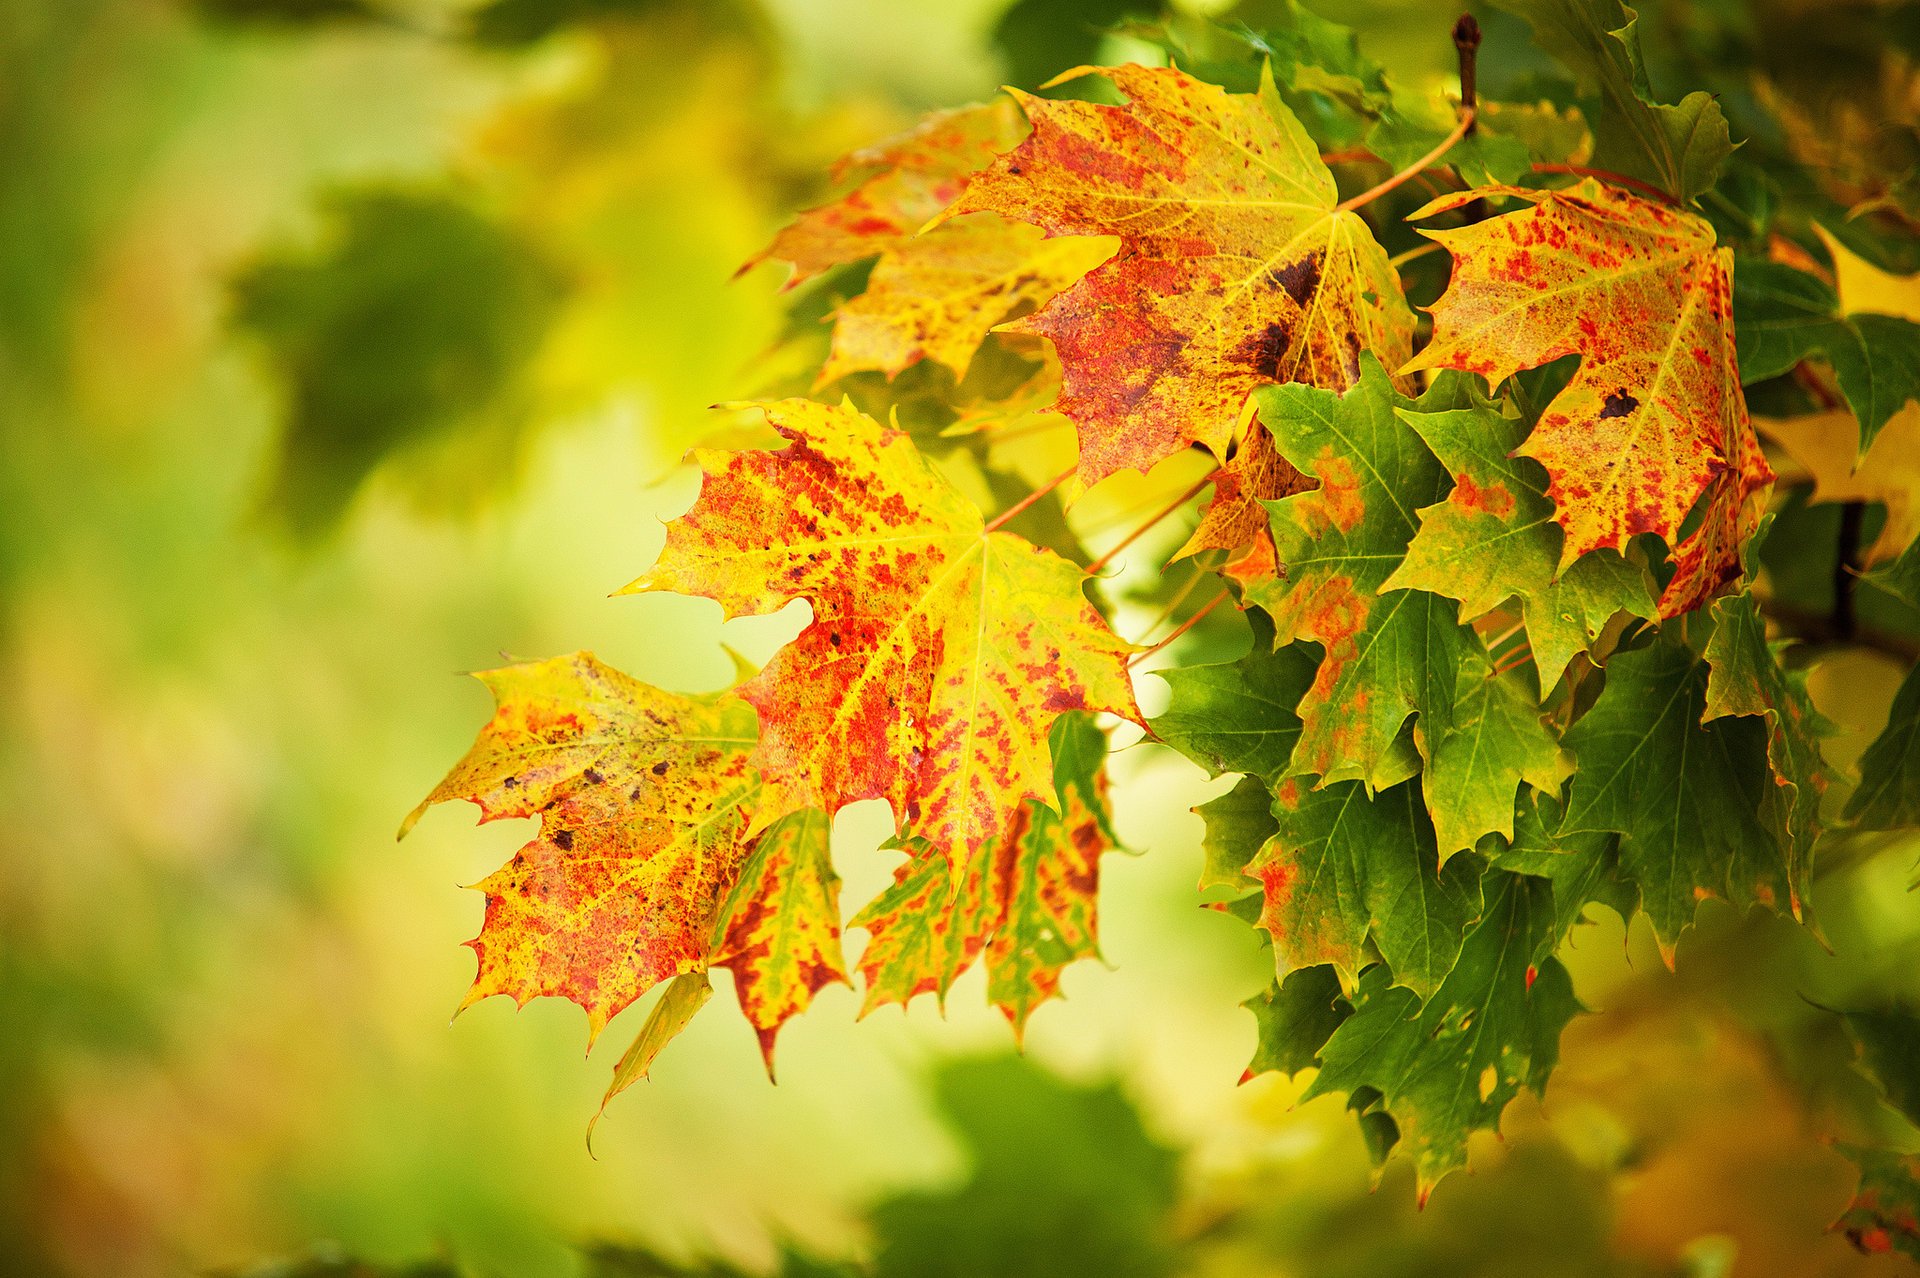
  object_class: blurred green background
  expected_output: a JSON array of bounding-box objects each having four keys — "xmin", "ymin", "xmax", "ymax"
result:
[{"xmin": 3, "ymin": 1, "xmax": 1918, "ymax": 1275}]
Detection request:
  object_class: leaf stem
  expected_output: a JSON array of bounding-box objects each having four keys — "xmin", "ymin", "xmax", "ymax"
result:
[
  {"xmin": 1087, "ymin": 472, "xmax": 1218, "ymax": 575},
  {"xmin": 1529, "ymin": 163, "xmax": 1680, "ymax": 206},
  {"xmin": 1335, "ymin": 108, "xmax": 1476, "ymax": 215},
  {"xmin": 1130, "ymin": 589, "xmax": 1231, "ymax": 664},
  {"xmin": 1388, "ymin": 241, "xmax": 1445, "ymax": 271},
  {"xmin": 982, "ymin": 463, "xmax": 1076, "ymax": 534}
]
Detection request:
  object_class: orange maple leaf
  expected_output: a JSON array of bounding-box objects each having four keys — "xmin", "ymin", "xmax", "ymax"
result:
[
  {"xmin": 747, "ymin": 99, "xmax": 1110, "ymax": 383},
  {"xmin": 404, "ymin": 654, "xmax": 766, "ymax": 1043},
  {"xmin": 942, "ymin": 63, "xmax": 1415, "ymax": 486},
  {"xmin": 1404, "ymin": 180, "xmax": 1772, "ymax": 613},
  {"xmin": 1177, "ymin": 421, "xmax": 1312, "ymax": 583},
  {"xmin": 629, "ymin": 398, "xmax": 1140, "ymax": 868}
]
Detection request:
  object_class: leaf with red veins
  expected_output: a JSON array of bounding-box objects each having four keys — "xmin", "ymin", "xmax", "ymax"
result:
[
  {"xmin": 628, "ymin": 398, "xmax": 1140, "ymax": 871},
  {"xmin": 710, "ymin": 808, "xmax": 847, "ymax": 1070},
  {"xmin": 405, "ymin": 653, "xmax": 761, "ymax": 1044},
  {"xmin": 942, "ymin": 62, "xmax": 1414, "ymax": 486},
  {"xmin": 1404, "ymin": 180, "xmax": 1770, "ymax": 607}
]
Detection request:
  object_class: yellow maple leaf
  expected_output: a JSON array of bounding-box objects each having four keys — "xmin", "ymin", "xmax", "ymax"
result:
[
  {"xmin": 1405, "ymin": 180, "xmax": 1771, "ymax": 613},
  {"xmin": 943, "ymin": 63, "xmax": 1415, "ymax": 486},
  {"xmin": 748, "ymin": 99, "xmax": 1111, "ymax": 383},
  {"xmin": 1761, "ymin": 406, "xmax": 1920, "ymax": 562},
  {"xmin": 404, "ymin": 653, "xmax": 762, "ymax": 1043},
  {"xmin": 628, "ymin": 398, "xmax": 1140, "ymax": 868}
]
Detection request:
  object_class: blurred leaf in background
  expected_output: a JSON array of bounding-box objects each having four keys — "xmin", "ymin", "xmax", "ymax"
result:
[{"xmin": 232, "ymin": 186, "xmax": 567, "ymax": 535}]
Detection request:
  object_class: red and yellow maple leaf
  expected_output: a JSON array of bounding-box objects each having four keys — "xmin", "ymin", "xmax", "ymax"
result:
[
  {"xmin": 941, "ymin": 63, "xmax": 1415, "ymax": 486},
  {"xmin": 747, "ymin": 99, "xmax": 1110, "ymax": 383},
  {"xmin": 709, "ymin": 807, "xmax": 847, "ymax": 1066},
  {"xmin": 629, "ymin": 398, "xmax": 1140, "ymax": 869},
  {"xmin": 403, "ymin": 653, "xmax": 765, "ymax": 1042},
  {"xmin": 852, "ymin": 712, "xmax": 1111, "ymax": 1036},
  {"xmin": 1404, "ymin": 180, "xmax": 1772, "ymax": 614}
]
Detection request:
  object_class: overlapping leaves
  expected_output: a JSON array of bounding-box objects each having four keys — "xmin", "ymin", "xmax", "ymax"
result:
[{"xmin": 407, "ymin": 0, "xmax": 1914, "ymax": 1206}]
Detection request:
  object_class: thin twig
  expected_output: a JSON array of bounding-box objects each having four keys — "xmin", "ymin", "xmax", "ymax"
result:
[
  {"xmin": 1388, "ymin": 241, "xmax": 1446, "ymax": 271},
  {"xmin": 982, "ymin": 464, "xmax": 1075, "ymax": 534},
  {"xmin": 1529, "ymin": 163, "xmax": 1679, "ymax": 206},
  {"xmin": 1087, "ymin": 472, "xmax": 1218, "ymax": 575},
  {"xmin": 1335, "ymin": 108, "xmax": 1476, "ymax": 215},
  {"xmin": 1130, "ymin": 590, "xmax": 1231, "ymax": 665}
]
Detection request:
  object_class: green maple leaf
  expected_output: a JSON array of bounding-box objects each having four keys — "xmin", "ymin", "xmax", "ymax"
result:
[
  {"xmin": 1249, "ymin": 361, "xmax": 1557, "ymax": 854},
  {"xmin": 1382, "ymin": 397, "xmax": 1657, "ymax": 695},
  {"xmin": 1303, "ymin": 871, "xmax": 1578, "ymax": 1194},
  {"xmin": 1244, "ymin": 964, "xmax": 1352, "ymax": 1081},
  {"xmin": 1556, "ymin": 634, "xmax": 1785, "ymax": 951},
  {"xmin": 1734, "ymin": 259, "xmax": 1920, "ymax": 453},
  {"xmin": 1426, "ymin": 652, "xmax": 1565, "ymax": 859},
  {"xmin": 1486, "ymin": 789, "xmax": 1637, "ymax": 945},
  {"xmin": 1703, "ymin": 590, "xmax": 1836, "ymax": 916},
  {"xmin": 1488, "ymin": 0, "xmax": 1731, "ymax": 203},
  {"xmin": 1194, "ymin": 774, "xmax": 1277, "ymax": 899},
  {"xmin": 1151, "ymin": 608, "xmax": 1316, "ymax": 784},
  {"xmin": 1246, "ymin": 358, "xmax": 1468, "ymax": 790},
  {"xmin": 1846, "ymin": 664, "xmax": 1920, "ymax": 831},
  {"xmin": 1862, "ymin": 536, "xmax": 1920, "ymax": 609},
  {"xmin": 1250, "ymin": 777, "xmax": 1484, "ymax": 996}
]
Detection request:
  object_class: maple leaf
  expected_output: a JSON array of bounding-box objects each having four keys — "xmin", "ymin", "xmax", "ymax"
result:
[
  {"xmin": 1487, "ymin": 0, "xmax": 1731, "ymax": 203},
  {"xmin": 1243, "ymin": 964, "xmax": 1352, "ymax": 1081},
  {"xmin": 1846, "ymin": 664, "xmax": 1920, "ymax": 831},
  {"xmin": 1242, "ymin": 360, "xmax": 1462, "ymax": 789},
  {"xmin": 1556, "ymin": 633, "xmax": 1786, "ymax": 952},
  {"xmin": 1303, "ymin": 871, "xmax": 1578, "ymax": 1195},
  {"xmin": 747, "ymin": 100, "xmax": 1024, "ymax": 289},
  {"xmin": 747, "ymin": 99, "xmax": 1109, "ymax": 383},
  {"xmin": 1151, "ymin": 608, "xmax": 1316, "ymax": 784},
  {"xmin": 1487, "ymin": 788, "xmax": 1637, "ymax": 945},
  {"xmin": 1244, "ymin": 362, "xmax": 1557, "ymax": 850},
  {"xmin": 1761, "ymin": 406, "xmax": 1920, "ymax": 563},
  {"xmin": 1405, "ymin": 180, "xmax": 1771, "ymax": 617},
  {"xmin": 1381, "ymin": 392, "xmax": 1657, "ymax": 694},
  {"xmin": 1194, "ymin": 775, "xmax": 1276, "ymax": 902},
  {"xmin": 851, "ymin": 713, "xmax": 1114, "ymax": 1033},
  {"xmin": 1703, "ymin": 590, "xmax": 1835, "ymax": 916},
  {"xmin": 404, "ymin": 653, "xmax": 761, "ymax": 1041},
  {"xmin": 942, "ymin": 62, "xmax": 1415, "ymax": 485},
  {"xmin": 1733, "ymin": 258, "xmax": 1920, "ymax": 453},
  {"xmin": 1175, "ymin": 422, "xmax": 1311, "ymax": 584},
  {"xmin": 630, "ymin": 398, "xmax": 1139, "ymax": 868},
  {"xmin": 709, "ymin": 807, "xmax": 847, "ymax": 1066},
  {"xmin": 821, "ymin": 219, "xmax": 1113, "ymax": 384},
  {"xmin": 1250, "ymin": 776, "xmax": 1484, "ymax": 996}
]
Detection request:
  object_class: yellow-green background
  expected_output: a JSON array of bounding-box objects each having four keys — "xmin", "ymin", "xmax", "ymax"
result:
[{"xmin": 2, "ymin": 2, "xmax": 1915, "ymax": 1275}]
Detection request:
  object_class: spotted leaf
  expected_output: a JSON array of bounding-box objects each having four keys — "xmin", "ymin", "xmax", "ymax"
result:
[
  {"xmin": 631, "ymin": 397, "xmax": 1140, "ymax": 869},
  {"xmin": 943, "ymin": 62, "xmax": 1415, "ymax": 485}
]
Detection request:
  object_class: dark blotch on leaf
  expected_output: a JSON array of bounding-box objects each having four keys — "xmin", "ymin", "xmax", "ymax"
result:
[{"xmin": 1600, "ymin": 390, "xmax": 1639, "ymax": 419}]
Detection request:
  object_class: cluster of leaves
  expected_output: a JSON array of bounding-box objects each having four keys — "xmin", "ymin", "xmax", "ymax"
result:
[{"xmin": 410, "ymin": 0, "xmax": 1920, "ymax": 1227}]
